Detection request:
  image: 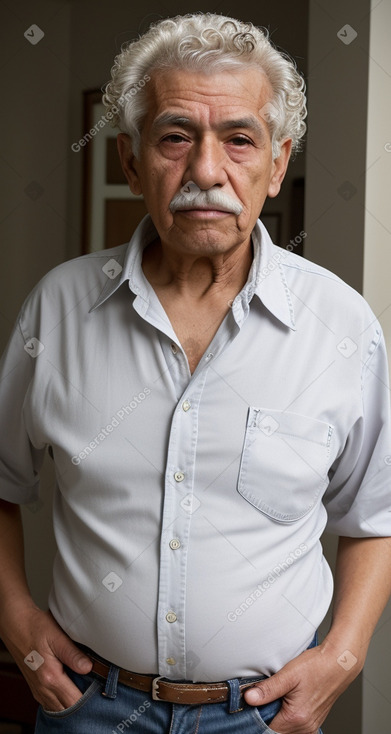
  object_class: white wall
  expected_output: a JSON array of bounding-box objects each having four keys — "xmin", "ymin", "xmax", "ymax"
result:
[{"xmin": 362, "ymin": 1, "xmax": 391, "ymax": 731}]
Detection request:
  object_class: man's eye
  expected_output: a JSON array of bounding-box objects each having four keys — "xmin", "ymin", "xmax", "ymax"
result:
[
  {"xmin": 229, "ymin": 136, "xmax": 252, "ymax": 146},
  {"xmin": 162, "ymin": 134, "xmax": 187, "ymax": 143}
]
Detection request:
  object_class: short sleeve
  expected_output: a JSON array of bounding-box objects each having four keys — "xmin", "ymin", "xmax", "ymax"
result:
[
  {"xmin": 324, "ymin": 328, "xmax": 391, "ymax": 537},
  {"xmin": 0, "ymin": 316, "xmax": 46, "ymax": 504}
]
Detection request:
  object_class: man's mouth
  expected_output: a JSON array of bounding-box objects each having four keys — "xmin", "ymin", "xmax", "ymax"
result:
[{"xmin": 175, "ymin": 207, "xmax": 233, "ymax": 218}]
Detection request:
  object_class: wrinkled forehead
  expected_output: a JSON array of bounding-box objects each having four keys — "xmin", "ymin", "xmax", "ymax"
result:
[{"xmin": 142, "ymin": 66, "xmax": 274, "ymax": 131}]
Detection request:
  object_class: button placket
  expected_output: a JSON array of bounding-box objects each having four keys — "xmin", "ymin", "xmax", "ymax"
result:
[
  {"xmin": 157, "ymin": 372, "xmax": 208, "ymax": 678},
  {"xmin": 159, "ymin": 337, "xmax": 191, "ymax": 399}
]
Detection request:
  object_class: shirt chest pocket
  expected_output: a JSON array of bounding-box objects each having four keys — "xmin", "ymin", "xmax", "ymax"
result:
[{"xmin": 237, "ymin": 407, "xmax": 334, "ymax": 523}]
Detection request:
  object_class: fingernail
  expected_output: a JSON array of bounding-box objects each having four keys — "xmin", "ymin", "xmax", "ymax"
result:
[
  {"xmin": 245, "ymin": 687, "xmax": 262, "ymax": 704},
  {"xmin": 77, "ymin": 654, "xmax": 92, "ymax": 671}
]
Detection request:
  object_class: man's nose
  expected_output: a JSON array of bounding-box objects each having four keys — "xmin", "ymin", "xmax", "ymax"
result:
[{"xmin": 185, "ymin": 136, "xmax": 228, "ymax": 190}]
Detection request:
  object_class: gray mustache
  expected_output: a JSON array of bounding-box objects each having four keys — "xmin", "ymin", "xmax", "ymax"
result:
[{"xmin": 169, "ymin": 188, "xmax": 243, "ymax": 216}]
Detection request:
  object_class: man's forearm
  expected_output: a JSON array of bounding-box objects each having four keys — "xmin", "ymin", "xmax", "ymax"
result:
[
  {"xmin": 322, "ymin": 535, "xmax": 391, "ymax": 668},
  {"xmin": 0, "ymin": 498, "xmax": 35, "ymax": 629}
]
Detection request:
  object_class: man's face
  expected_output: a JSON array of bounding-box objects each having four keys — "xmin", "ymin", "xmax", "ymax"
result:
[{"xmin": 118, "ymin": 67, "xmax": 291, "ymax": 256}]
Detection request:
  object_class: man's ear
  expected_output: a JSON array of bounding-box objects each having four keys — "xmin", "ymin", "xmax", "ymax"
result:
[
  {"xmin": 267, "ymin": 138, "xmax": 292, "ymax": 199},
  {"xmin": 117, "ymin": 133, "xmax": 143, "ymax": 196}
]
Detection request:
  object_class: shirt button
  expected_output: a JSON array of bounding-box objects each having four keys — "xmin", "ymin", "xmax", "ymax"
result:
[
  {"xmin": 166, "ymin": 657, "xmax": 176, "ymax": 665},
  {"xmin": 171, "ymin": 343, "xmax": 178, "ymax": 354},
  {"xmin": 169, "ymin": 538, "xmax": 181, "ymax": 550},
  {"xmin": 166, "ymin": 612, "xmax": 177, "ymax": 623},
  {"xmin": 174, "ymin": 471, "xmax": 185, "ymax": 482},
  {"xmin": 182, "ymin": 400, "xmax": 191, "ymax": 412}
]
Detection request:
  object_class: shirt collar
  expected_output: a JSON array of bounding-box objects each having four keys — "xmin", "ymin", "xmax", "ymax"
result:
[
  {"xmin": 250, "ymin": 219, "xmax": 296, "ymax": 330},
  {"xmin": 90, "ymin": 215, "xmax": 296, "ymax": 330},
  {"xmin": 89, "ymin": 216, "xmax": 157, "ymax": 313}
]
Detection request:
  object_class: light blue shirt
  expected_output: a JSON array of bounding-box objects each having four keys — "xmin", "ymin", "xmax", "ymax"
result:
[{"xmin": 0, "ymin": 216, "xmax": 390, "ymax": 680}]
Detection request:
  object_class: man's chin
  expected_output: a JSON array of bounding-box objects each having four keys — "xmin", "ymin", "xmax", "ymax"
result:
[
  {"xmin": 171, "ymin": 214, "xmax": 244, "ymax": 235},
  {"xmin": 167, "ymin": 223, "xmax": 249, "ymax": 254}
]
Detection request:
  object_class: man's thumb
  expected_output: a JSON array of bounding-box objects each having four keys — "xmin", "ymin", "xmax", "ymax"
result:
[
  {"xmin": 244, "ymin": 672, "xmax": 287, "ymax": 706},
  {"xmin": 54, "ymin": 636, "xmax": 92, "ymax": 674}
]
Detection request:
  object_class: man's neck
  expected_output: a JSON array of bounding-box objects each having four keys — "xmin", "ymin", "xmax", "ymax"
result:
[{"xmin": 141, "ymin": 237, "xmax": 253, "ymax": 302}]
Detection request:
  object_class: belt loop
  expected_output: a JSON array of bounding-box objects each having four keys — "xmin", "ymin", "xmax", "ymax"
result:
[
  {"xmin": 226, "ymin": 678, "xmax": 243, "ymax": 713},
  {"xmin": 101, "ymin": 664, "xmax": 120, "ymax": 699}
]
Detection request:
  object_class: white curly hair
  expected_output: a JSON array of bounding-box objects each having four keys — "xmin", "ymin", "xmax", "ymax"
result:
[{"xmin": 102, "ymin": 13, "xmax": 307, "ymax": 160}]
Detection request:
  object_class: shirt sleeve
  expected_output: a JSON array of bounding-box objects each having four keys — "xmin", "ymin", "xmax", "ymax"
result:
[
  {"xmin": 324, "ymin": 327, "xmax": 391, "ymax": 537},
  {"xmin": 0, "ymin": 314, "xmax": 46, "ymax": 504}
]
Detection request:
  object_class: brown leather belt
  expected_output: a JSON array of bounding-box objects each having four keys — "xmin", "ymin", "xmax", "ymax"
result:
[{"xmin": 89, "ymin": 655, "xmax": 263, "ymax": 705}]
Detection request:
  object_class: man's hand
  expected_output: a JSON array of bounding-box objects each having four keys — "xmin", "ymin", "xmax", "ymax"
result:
[
  {"xmin": 1, "ymin": 603, "xmax": 93, "ymax": 712},
  {"xmin": 244, "ymin": 642, "xmax": 359, "ymax": 734},
  {"xmin": 0, "ymin": 499, "xmax": 93, "ymax": 712}
]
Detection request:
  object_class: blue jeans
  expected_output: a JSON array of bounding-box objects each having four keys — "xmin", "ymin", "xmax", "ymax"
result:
[{"xmin": 35, "ymin": 637, "xmax": 323, "ymax": 733}]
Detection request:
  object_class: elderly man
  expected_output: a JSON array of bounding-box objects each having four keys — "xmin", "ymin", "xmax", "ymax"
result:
[{"xmin": 0, "ymin": 12, "xmax": 390, "ymax": 734}]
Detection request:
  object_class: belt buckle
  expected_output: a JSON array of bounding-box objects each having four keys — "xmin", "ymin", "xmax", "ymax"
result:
[{"xmin": 151, "ymin": 676, "xmax": 164, "ymax": 700}]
